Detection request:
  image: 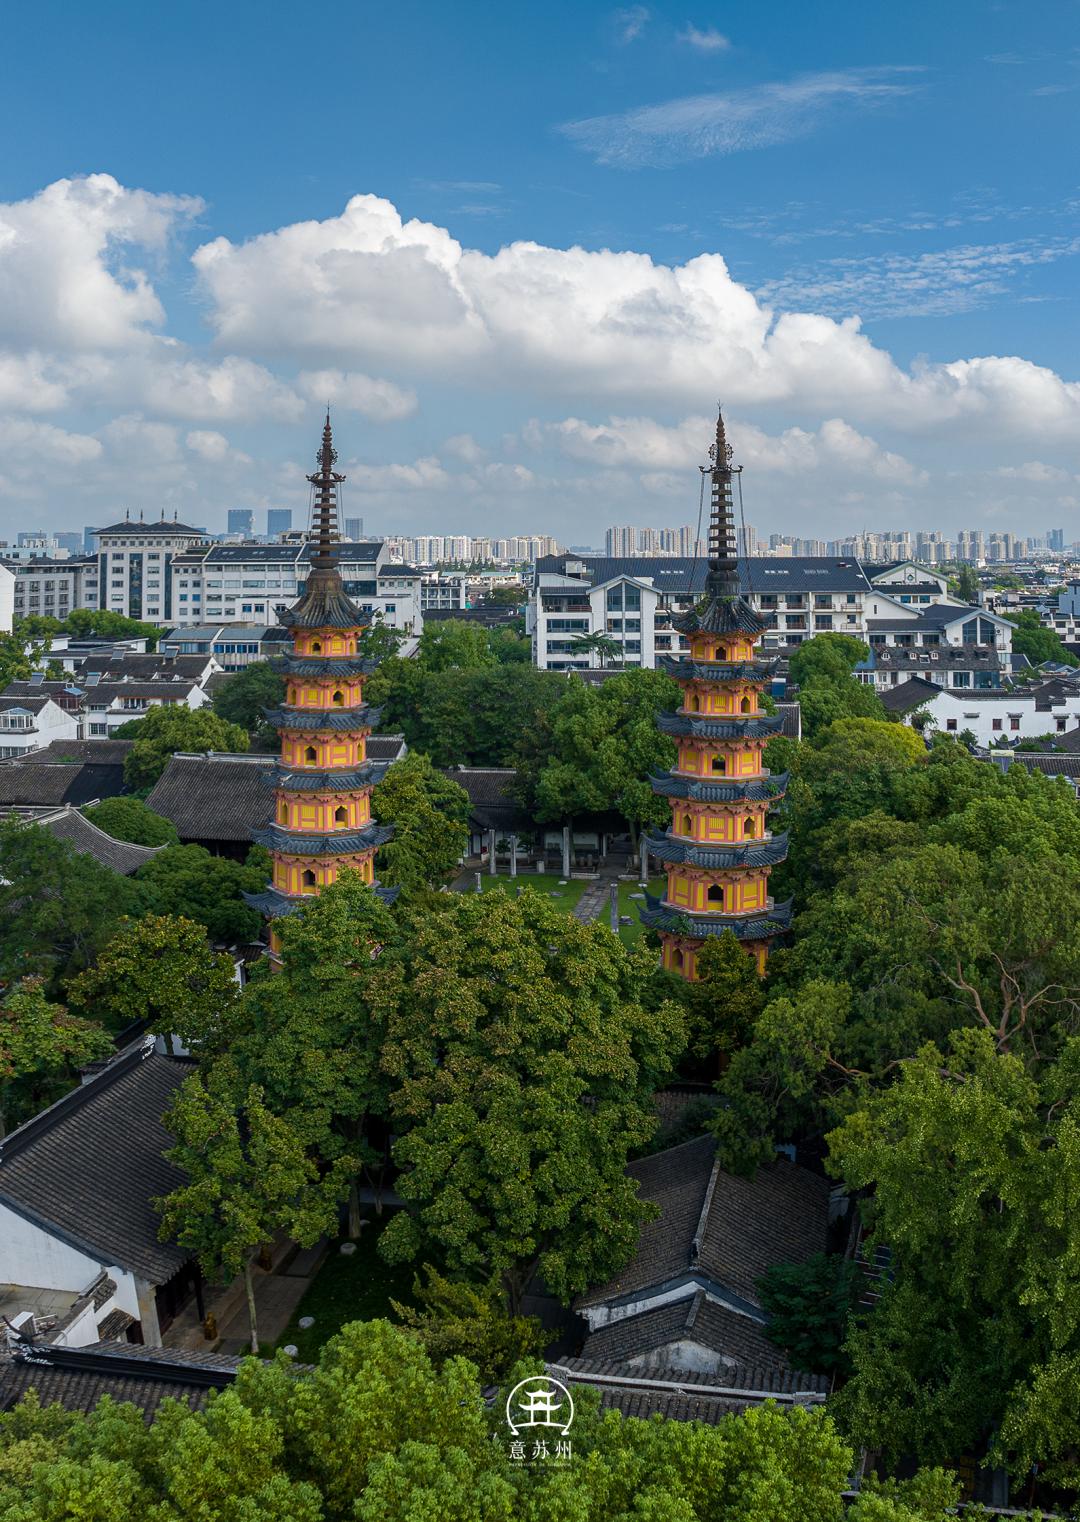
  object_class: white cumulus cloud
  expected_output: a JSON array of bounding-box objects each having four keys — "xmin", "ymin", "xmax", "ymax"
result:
[{"xmin": 297, "ymin": 368, "xmax": 416, "ymax": 421}]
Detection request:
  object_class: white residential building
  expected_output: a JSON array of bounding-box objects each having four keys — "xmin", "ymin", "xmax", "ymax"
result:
[
  {"xmin": 893, "ymin": 677, "xmax": 1080, "ymax": 748},
  {"xmin": 7, "ymin": 557, "xmax": 98, "ymax": 626},
  {"xmin": 94, "ymin": 517, "xmax": 209, "ymax": 625},
  {"xmin": 0, "ymin": 696, "xmax": 79, "ymax": 757}
]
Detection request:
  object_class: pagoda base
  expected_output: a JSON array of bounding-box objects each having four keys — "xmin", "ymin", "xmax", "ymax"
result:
[{"xmin": 658, "ymin": 930, "xmax": 774, "ymax": 979}]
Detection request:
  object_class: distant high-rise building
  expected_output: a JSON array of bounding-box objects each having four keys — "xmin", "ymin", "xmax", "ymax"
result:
[
  {"xmin": 1049, "ymin": 527, "xmax": 1065, "ymax": 552},
  {"xmin": 227, "ymin": 508, "xmax": 254, "ymax": 537},
  {"xmin": 83, "ymin": 525, "xmax": 98, "ymax": 554},
  {"xmin": 267, "ymin": 508, "xmax": 291, "ymax": 538},
  {"xmin": 54, "ymin": 532, "xmax": 81, "ymax": 556},
  {"xmin": 605, "ymin": 525, "xmax": 637, "ymax": 557},
  {"xmin": 344, "ymin": 516, "xmax": 364, "ymax": 541}
]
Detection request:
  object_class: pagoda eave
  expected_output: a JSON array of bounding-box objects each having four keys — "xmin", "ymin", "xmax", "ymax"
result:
[
  {"xmin": 264, "ymin": 705, "xmax": 381, "ymax": 733},
  {"xmin": 252, "ymin": 823, "xmax": 394, "ymax": 855},
  {"xmin": 673, "ymin": 595, "xmax": 766, "ymax": 638},
  {"xmin": 267, "ymin": 763, "xmax": 387, "ymax": 792},
  {"xmin": 645, "ymin": 830, "xmax": 789, "ymax": 870},
  {"xmin": 244, "ymin": 883, "xmax": 400, "ymax": 918},
  {"xmin": 648, "ymin": 770, "xmax": 789, "ymax": 803},
  {"xmin": 271, "ymin": 656, "xmax": 380, "ymax": 678},
  {"xmin": 657, "ymin": 656, "xmax": 778, "ymax": 683},
  {"xmin": 657, "ymin": 711, "xmax": 784, "ymax": 740},
  {"xmin": 640, "ymin": 894, "xmax": 793, "ymax": 942}
]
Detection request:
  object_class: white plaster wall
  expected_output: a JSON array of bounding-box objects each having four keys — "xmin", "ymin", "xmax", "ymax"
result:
[{"xmin": 0, "ymin": 1203, "xmax": 102, "ymax": 1290}]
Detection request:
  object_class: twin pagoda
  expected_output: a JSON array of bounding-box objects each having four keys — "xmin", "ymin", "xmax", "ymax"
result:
[
  {"xmin": 640, "ymin": 411, "xmax": 791, "ymax": 977},
  {"xmin": 245, "ymin": 415, "xmax": 396, "ymax": 959}
]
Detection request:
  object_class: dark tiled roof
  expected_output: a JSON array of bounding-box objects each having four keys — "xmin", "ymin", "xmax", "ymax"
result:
[
  {"xmin": 441, "ymin": 768, "xmax": 532, "ymax": 831},
  {"xmin": 878, "ymin": 676, "xmax": 943, "ymax": 713},
  {"xmin": 674, "ymin": 594, "xmax": 766, "ymax": 639},
  {"xmin": 866, "ymin": 602, "xmax": 1010, "ymax": 631},
  {"xmin": 265, "ymin": 705, "xmax": 378, "ymax": 732},
  {"xmin": 639, "ymin": 895, "xmax": 793, "ymax": 943},
  {"xmin": 0, "ymin": 1341, "xmax": 244, "ymax": 1419},
  {"xmin": 0, "ymin": 764, "xmax": 120, "ymax": 809},
  {"xmin": 37, "ymin": 808, "xmax": 163, "ymax": 874},
  {"xmin": 656, "ymin": 712, "xmax": 784, "ymax": 741},
  {"xmin": 21, "ymin": 739, "xmax": 135, "ymax": 767},
  {"xmin": 551, "ymin": 1356, "xmax": 824, "ymax": 1423},
  {"xmin": 83, "ymin": 681, "xmax": 201, "ymax": 702},
  {"xmin": 0, "ymin": 1045, "xmax": 192, "ymax": 1283},
  {"xmin": 991, "ymin": 753, "xmax": 1080, "ymax": 779},
  {"xmin": 645, "ymin": 830, "xmax": 789, "ymax": 870},
  {"xmin": 95, "ymin": 519, "xmax": 205, "ymax": 536},
  {"xmin": 579, "ymin": 1292, "xmax": 824, "ymax": 1392},
  {"xmin": 366, "ymin": 734, "xmax": 408, "ymax": 762},
  {"xmin": 577, "ymin": 1134, "xmax": 829, "ymax": 1309},
  {"xmin": 775, "ymin": 702, "xmax": 801, "ymax": 741},
  {"xmin": 146, "ymin": 754, "xmax": 275, "ymax": 841},
  {"xmin": 0, "ymin": 695, "xmax": 52, "ymax": 713},
  {"xmin": 287, "ymin": 564, "xmax": 364, "ymax": 630},
  {"xmin": 77, "ymin": 655, "xmax": 213, "ymax": 681},
  {"xmin": 649, "ymin": 771, "xmax": 788, "ymax": 803}
]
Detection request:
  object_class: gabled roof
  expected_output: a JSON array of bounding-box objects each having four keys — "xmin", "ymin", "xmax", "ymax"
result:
[
  {"xmin": 35, "ymin": 807, "xmax": 163, "ymax": 874},
  {"xmin": 0, "ymin": 1043, "xmax": 192, "ymax": 1283},
  {"xmin": 21, "ymin": 739, "xmax": 135, "ymax": 768},
  {"xmin": 0, "ymin": 763, "xmax": 119, "ymax": 809},
  {"xmin": 94, "ymin": 519, "xmax": 205, "ymax": 536},
  {"xmin": 0, "ymin": 1340, "xmax": 246, "ymax": 1419},
  {"xmin": 576, "ymin": 1134, "xmax": 829, "ymax": 1310},
  {"xmin": 536, "ymin": 555, "xmax": 872, "ymax": 596},
  {"xmin": 878, "ymin": 676, "xmax": 943, "ymax": 713},
  {"xmin": 146, "ymin": 753, "xmax": 276, "ymax": 841},
  {"xmin": 440, "ymin": 767, "xmax": 532, "ymax": 831}
]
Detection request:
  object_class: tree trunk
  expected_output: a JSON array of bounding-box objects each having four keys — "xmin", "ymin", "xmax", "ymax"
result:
[
  {"xmin": 348, "ymin": 1178, "xmax": 362, "ymax": 1240},
  {"xmin": 244, "ymin": 1258, "xmax": 259, "ymax": 1355}
]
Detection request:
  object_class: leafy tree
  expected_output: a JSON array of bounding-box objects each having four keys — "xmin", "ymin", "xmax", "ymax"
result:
[
  {"xmin": 486, "ymin": 624, "xmax": 531, "ymax": 663},
  {"xmin": 1005, "ymin": 607, "xmax": 1079, "ymax": 667},
  {"xmin": 66, "ymin": 914, "xmax": 239, "ymax": 1049},
  {"xmin": 0, "ymin": 629, "xmax": 44, "ymax": 687},
  {"xmin": 569, "ymin": 630, "xmax": 621, "ymax": 667},
  {"xmin": 826, "ymin": 1029, "xmax": 1080, "ymax": 1489},
  {"xmin": 0, "ymin": 818, "xmax": 142, "ymax": 987},
  {"xmin": 756, "ymin": 1253, "xmax": 865, "ymax": 1376},
  {"xmin": 158, "ymin": 1063, "xmax": 344, "ymax": 1352},
  {"xmin": 0, "ymin": 1314, "xmax": 979, "ymax": 1521},
  {"xmin": 679, "ymin": 928, "xmax": 766, "ymax": 1064},
  {"xmin": 480, "ymin": 584, "xmax": 526, "ymax": 607},
  {"xmin": 118, "ymin": 703, "xmax": 249, "ymax": 790},
  {"xmin": 787, "ymin": 634, "xmax": 886, "ymax": 738},
  {"xmin": 363, "ymin": 653, "xmax": 427, "ymax": 738},
  {"xmin": 0, "ymin": 979, "xmax": 111, "ymax": 1137},
  {"xmin": 62, "ymin": 607, "xmax": 161, "ymax": 648},
  {"xmin": 954, "ymin": 562, "xmax": 980, "ymax": 603},
  {"xmin": 377, "ymin": 890, "xmax": 686, "ymax": 1312},
  {"xmin": 371, "ymin": 751, "xmax": 470, "ymax": 894},
  {"xmin": 211, "ymin": 660, "xmax": 283, "ymax": 742},
  {"xmin": 391, "ymin": 1263, "xmax": 546, "ymax": 1380},
  {"xmin": 134, "ymin": 843, "xmax": 265, "ymax": 943},
  {"xmin": 417, "ymin": 618, "xmax": 496, "ymax": 672},
  {"xmin": 357, "ymin": 619, "xmax": 406, "ymax": 663},
  {"xmin": 227, "ymin": 873, "xmax": 402, "ymax": 1237},
  {"xmin": 82, "ymin": 796, "xmax": 179, "ymax": 847}
]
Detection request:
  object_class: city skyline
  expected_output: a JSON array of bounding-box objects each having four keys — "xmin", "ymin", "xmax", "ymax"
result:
[{"xmin": 0, "ymin": 3, "xmax": 1078, "ymax": 542}]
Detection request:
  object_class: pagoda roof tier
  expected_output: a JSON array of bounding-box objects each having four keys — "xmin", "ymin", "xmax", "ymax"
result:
[
  {"xmin": 657, "ymin": 711, "xmax": 785, "ymax": 740},
  {"xmin": 264, "ymin": 704, "xmax": 381, "ymax": 733},
  {"xmin": 673, "ymin": 594, "xmax": 766, "ymax": 639},
  {"xmin": 645, "ymin": 829, "xmax": 789, "ymax": 870},
  {"xmin": 657, "ymin": 656, "xmax": 778, "ymax": 683},
  {"xmin": 267, "ymin": 763, "xmax": 388, "ymax": 792},
  {"xmin": 287, "ymin": 564, "xmax": 364, "ymax": 630},
  {"xmin": 244, "ymin": 883, "xmax": 399, "ymax": 918},
  {"xmin": 649, "ymin": 770, "xmax": 789, "ymax": 803},
  {"xmin": 639, "ymin": 892, "xmax": 793, "ymax": 941},
  {"xmin": 271, "ymin": 656, "xmax": 380, "ymax": 678},
  {"xmin": 250, "ymin": 822, "xmax": 394, "ymax": 855}
]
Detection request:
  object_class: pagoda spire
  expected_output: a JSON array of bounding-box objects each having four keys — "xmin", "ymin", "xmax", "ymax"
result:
[
  {"xmin": 306, "ymin": 409, "xmax": 345, "ymax": 570},
  {"xmin": 706, "ymin": 404, "xmax": 740, "ymax": 599}
]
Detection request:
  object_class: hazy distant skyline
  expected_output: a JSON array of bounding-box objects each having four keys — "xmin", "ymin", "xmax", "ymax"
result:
[{"xmin": 0, "ymin": 0, "xmax": 1078, "ymax": 544}]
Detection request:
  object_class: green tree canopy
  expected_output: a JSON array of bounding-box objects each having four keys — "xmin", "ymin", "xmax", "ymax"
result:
[
  {"xmin": 211, "ymin": 661, "xmax": 283, "ymax": 742},
  {"xmin": 66, "ymin": 914, "xmax": 239, "ymax": 1048},
  {"xmin": 1005, "ymin": 607, "xmax": 1079, "ymax": 667},
  {"xmin": 787, "ymin": 634, "xmax": 886, "ymax": 738},
  {"xmin": 0, "ymin": 818, "xmax": 142, "ymax": 987},
  {"xmin": 0, "ymin": 1317, "xmax": 967, "ymax": 1522},
  {"xmin": 118, "ymin": 703, "xmax": 249, "ymax": 790},
  {"xmin": 0, "ymin": 979, "xmax": 111, "ymax": 1137},
  {"xmin": 376, "ymin": 890, "xmax": 686, "ymax": 1311},
  {"xmin": 62, "ymin": 607, "xmax": 161, "ymax": 648},
  {"xmin": 82, "ymin": 796, "xmax": 180, "ymax": 847},
  {"xmin": 371, "ymin": 751, "xmax": 470, "ymax": 895},
  {"xmin": 134, "ymin": 844, "xmax": 265, "ymax": 944},
  {"xmin": 416, "ymin": 619, "xmax": 496, "ymax": 672}
]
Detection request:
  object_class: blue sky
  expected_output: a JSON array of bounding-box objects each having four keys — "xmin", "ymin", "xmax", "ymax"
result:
[{"xmin": 0, "ymin": 0, "xmax": 1078, "ymax": 543}]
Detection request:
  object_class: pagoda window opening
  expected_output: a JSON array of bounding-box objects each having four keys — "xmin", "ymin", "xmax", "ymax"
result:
[
  {"xmin": 743, "ymin": 817, "xmax": 756, "ymax": 837},
  {"xmin": 740, "ymin": 695, "xmax": 753, "ymax": 713},
  {"xmin": 707, "ymin": 884, "xmax": 725, "ymax": 908},
  {"xmin": 311, "ymin": 640, "xmax": 322, "ymax": 653},
  {"xmin": 304, "ymin": 744, "xmax": 317, "ymax": 764},
  {"xmin": 334, "ymin": 805, "xmax": 347, "ymax": 825},
  {"xmin": 710, "ymin": 754, "xmax": 727, "ymax": 774},
  {"xmin": 680, "ymin": 812, "xmax": 692, "ymax": 835},
  {"xmin": 278, "ymin": 802, "xmax": 288, "ymax": 824},
  {"xmin": 332, "ymin": 689, "xmax": 344, "ymax": 706},
  {"xmin": 301, "ymin": 868, "xmax": 317, "ymax": 889},
  {"xmin": 672, "ymin": 947, "xmax": 685, "ymax": 972},
  {"xmin": 689, "ymin": 692, "xmax": 701, "ymax": 712}
]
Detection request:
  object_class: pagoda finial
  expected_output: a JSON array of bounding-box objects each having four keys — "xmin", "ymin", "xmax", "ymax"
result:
[
  {"xmin": 306, "ymin": 409, "xmax": 346, "ymax": 569},
  {"xmin": 706, "ymin": 403, "xmax": 739, "ymax": 598}
]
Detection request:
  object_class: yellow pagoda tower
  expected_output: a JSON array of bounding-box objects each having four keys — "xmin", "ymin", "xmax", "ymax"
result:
[
  {"xmin": 640, "ymin": 409, "xmax": 790, "ymax": 978},
  {"xmin": 246, "ymin": 414, "xmax": 395, "ymax": 957}
]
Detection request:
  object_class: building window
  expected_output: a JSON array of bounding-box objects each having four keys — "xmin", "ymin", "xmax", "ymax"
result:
[
  {"xmin": 992, "ymin": 718, "xmax": 1002, "ymax": 731},
  {"xmin": 334, "ymin": 806, "xmax": 347, "ymax": 824},
  {"xmin": 1010, "ymin": 717, "xmax": 1020, "ymax": 731},
  {"xmin": 707, "ymin": 884, "xmax": 725, "ymax": 908},
  {"xmin": 301, "ymin": 869, "xmax": 317, "ymax": 889},
  {"xmin": 710, "ymin": 755, "xmax": 726, "ymax": 774},
  {"xmin": 946, "ymin": 718, "xmax": 957, "ymax": 732}
]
